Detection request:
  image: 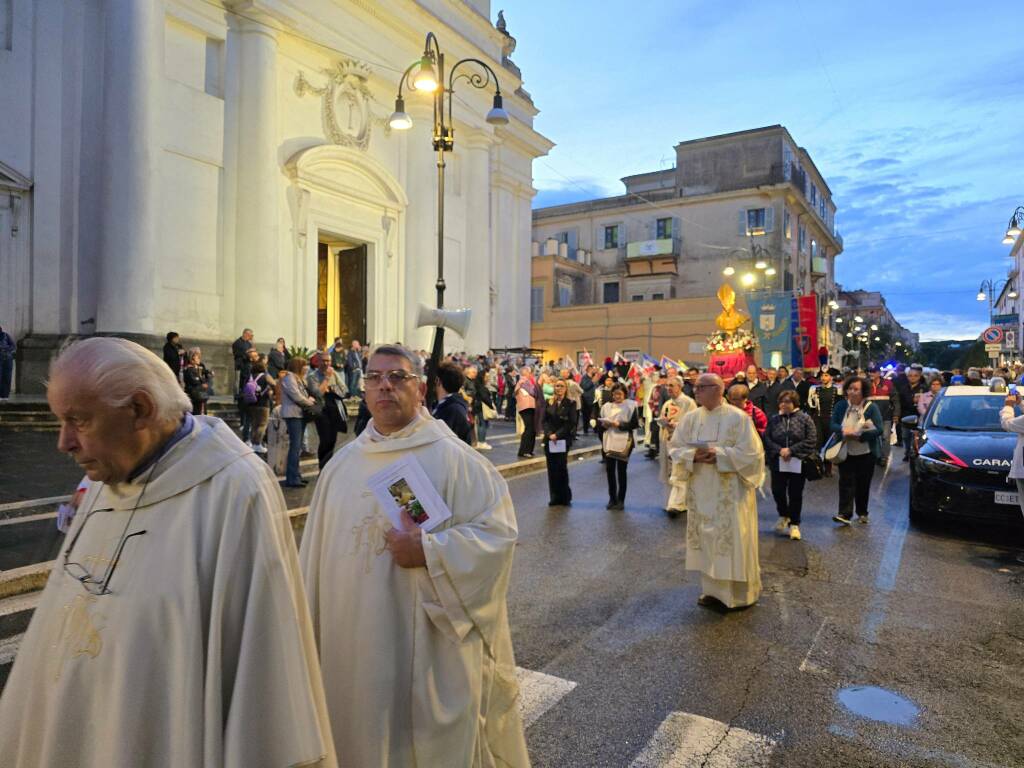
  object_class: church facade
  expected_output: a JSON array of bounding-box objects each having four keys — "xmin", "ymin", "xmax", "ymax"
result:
[{"xmin": 0, "ymin": 0, "xmax": 552, "ymax": 392}]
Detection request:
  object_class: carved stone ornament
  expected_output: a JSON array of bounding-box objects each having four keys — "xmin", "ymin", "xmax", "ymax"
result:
[{"xmin": 294, "ymin": 58, "xmax": 388, "ymax": 151}]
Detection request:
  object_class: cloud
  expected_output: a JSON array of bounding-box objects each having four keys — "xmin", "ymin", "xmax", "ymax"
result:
[
  {"xmin": 890, "ymin": 311, "xmax": 987, "ymax": 342},
  {"xmin": 856, "ymin": 158, "xmax": 901, "ymax": 171},
  {"xmin": 533, "ymin": 183, "xmax": 612, "ymax": 210}
]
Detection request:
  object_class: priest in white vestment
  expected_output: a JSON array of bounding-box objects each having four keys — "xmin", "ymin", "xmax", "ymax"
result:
[
  {"xmin": 658, "ymin": 377, "xmax": 696, "ymax": 517},
  {"xmin": 669, "ymin": 374, "xmax": 765, "ymax": 609},
  {"xmin": 0, "ymin": 338, "xmax": 336, "ymax": 768},
  {"xmin": 299, "ymin": 344, "xmax": 530, "ymax": 768}
]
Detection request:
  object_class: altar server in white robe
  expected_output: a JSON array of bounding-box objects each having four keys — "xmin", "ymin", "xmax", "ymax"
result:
[
  {"xmin": 300, "ymin": 343, "xmax": 530, "ymax": 768},
  {"xmin": 0, "ymin": 337, "xmax": 336, "ymax": 768},
  {"xmin": 669, "ymin": 373, "xmax": 765, "ymax": 609},
  {"xmin": 658, "ymin": 377, "xmax": 696, "ymax": 517}
]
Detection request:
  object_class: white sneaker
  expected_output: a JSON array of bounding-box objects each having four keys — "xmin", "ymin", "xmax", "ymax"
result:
[
  {"xmin": 254, "ymin": 444, "xmax": 268, "ymax": 454},
  {"xmin": 773, "ymin": 517, "xmax": 790, "ymax": 534},
  {"xmin": 789, "ymin": 525, "xmax": 802, "ymax": 541},
  {"xmin": 476, "ymin": 442, "xmax": 492, "ymax": 451}
]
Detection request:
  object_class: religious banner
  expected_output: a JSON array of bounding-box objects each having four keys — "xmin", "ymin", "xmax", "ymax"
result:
[
  {"xmin": 793, "ymin": 294, "xmax": 819, "ymax": 368},
  {"xmin": 746, "ymin": 291, "xmax": 793, "ymax": 365}
]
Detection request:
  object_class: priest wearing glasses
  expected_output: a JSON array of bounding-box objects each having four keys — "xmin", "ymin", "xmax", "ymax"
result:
[
  {"xmin": 0, "ymin": 337, "xmax": 337, "ymax": 768},
  {"xmin": 300, "ymin": 343, "xmax": 530, "ymax": 768}
]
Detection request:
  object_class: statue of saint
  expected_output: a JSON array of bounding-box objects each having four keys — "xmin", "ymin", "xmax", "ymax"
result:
[{"xmin": 715, "ymin": 284, "xmax": 748, "ymax": 333}]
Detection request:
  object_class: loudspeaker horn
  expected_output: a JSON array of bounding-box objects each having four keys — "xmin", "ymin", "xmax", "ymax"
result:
[{"xmin": 415, "ymin": 303, "xmax": 472, "ymax": 338}]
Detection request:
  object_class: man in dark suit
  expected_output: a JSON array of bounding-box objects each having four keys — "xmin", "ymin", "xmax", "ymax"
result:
[
  {"xmin": 765, "ymin": 365, "xmax": 796, "ymax": 416},
  {"xmin": 432, "ymin": 361, "xmax": 472, "ymax": 444},
  {"xmin": 231, "ymin": 328, "xmax": 253, "ymax": 380}
]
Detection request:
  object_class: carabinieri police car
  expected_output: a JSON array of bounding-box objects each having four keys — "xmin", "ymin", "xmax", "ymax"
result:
[{"xmin": 906, "ymin": 384, "xmax": 1024, "ymax": 526}]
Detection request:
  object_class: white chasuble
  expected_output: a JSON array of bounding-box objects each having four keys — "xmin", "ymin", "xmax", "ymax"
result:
[
  {"xmin": 0, "ymin": 417, "xmax": 336, "ymax": 768},
  {"xmin": 299, "ymin": 408, "xmax": 530, "ymax": 768},
  {"xmin": 658, "ymin": 394, "xmax": 697, "ymax": 491},
  {"xmin": 669, "ymin": 404, "xmax": 765, "ymax": 607}
]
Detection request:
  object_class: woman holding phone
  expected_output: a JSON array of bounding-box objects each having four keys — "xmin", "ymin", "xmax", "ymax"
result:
[
  {"xmin": 543, "ymin": 379, "xmax": 577, "ymax": 507},
  {"xmin": 597, "ymin": 383, "xmax": 640, "ymax": 510}
]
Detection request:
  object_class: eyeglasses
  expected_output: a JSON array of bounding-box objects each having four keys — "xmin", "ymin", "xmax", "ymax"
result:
[
  {"xmin": 364, "ymin": 370, "xmax": 421, "ymax": 387},
  {"xmin": 62, "ymin": 506, "xmax": 147, "ymax": 596}
]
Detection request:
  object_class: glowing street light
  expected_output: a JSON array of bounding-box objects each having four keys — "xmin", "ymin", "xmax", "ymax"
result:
[{"xmin": 723, "ymin": 265, "xmax": 735, "ymax": 276}]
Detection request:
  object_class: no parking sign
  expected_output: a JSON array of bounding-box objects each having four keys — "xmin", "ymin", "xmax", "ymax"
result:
[{"xmin": 982, "ymin": 326, "xmax": 1004, "ymax": 345}]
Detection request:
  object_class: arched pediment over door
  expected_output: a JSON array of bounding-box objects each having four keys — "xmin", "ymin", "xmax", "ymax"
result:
[{"xmin": 284, "ymin": 144, "xmax": 407, "ymax": 349}]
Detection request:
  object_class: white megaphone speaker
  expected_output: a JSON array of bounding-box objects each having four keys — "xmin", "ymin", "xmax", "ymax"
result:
[{"xmin": 415, "ymin": 303, "xmax": 472, "ymax": 338}]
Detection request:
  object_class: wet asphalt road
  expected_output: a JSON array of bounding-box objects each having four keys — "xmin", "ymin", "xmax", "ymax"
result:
[
  {"xmin": 504, "ymin": 453, "xmax": 1024, "ymax": 767},
  {"xmin": 3, "ymin": 424, "xmax": 1024, "ymax": 766}
]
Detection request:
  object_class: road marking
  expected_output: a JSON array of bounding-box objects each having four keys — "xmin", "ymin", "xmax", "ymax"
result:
[
  {"xmin": 0, "ymin": 495, "xmax": 71, "ymax": 514},
  {"xmin": 515, "ymin": 667, "xmax": 577, "ymax": 728},
  {"xmin": 799, "ymin": 618, "xmax": 829, "ymax": 674},
  {"xmin": 629, "ymin": 711, "xmax": 777, "ymax": 767},
  {"xmin": 0, "ymin": 633, "xmax": 23, "ymax": 666}
]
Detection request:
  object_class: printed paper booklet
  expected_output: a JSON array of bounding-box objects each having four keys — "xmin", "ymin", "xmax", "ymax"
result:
[{"xmin": 367, "ymin": 455, "xmax": 453, "ymax": 533}]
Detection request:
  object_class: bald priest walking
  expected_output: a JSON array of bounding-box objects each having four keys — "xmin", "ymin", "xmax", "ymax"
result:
[
  {"xmin": 300, "ymin": 343, "xmax": 530, "ymax": 767},
  {"xmin": 0, "ymin": 338, "xmax": 337, "ymax": 768}
]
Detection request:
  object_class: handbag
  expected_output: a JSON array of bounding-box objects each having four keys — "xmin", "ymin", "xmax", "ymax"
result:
[
  {"xmin": 803, "ymin": 452, "xmax": 825, "ymax": 481},
  {"xmin": 482, "ymin": 401, "xmax": 498, "ymax": 421},
  {"xmin": 823, "ymin": 432, "xmax": 847, "ymax": 464},
  {"xmin": 603, "ymin": 429, "xmax": 633, "ymax": 461}
]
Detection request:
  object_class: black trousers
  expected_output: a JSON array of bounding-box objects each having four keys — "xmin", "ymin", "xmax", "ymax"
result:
[
  {"xmin": 545, "ymin": 447, "xmax": 572, "ymax": 504},
  {"xmin": 770, "ymin": 467, "xmax": 806, "ymax": 524},
  {"xmin": 838, "ymin": 452, "xmax": 875, "ymax": 519},
  {"xmin": 648, "ymin": 419, "xmax": 660, "ymax": 453},
  {"xmin": 314, "ymin": 413, "xmax": 339, "ymax": 470},
  {"xmin": 581, "ymin": 400, "xmax": 594, "ymax": 433},
  {"xmin": 605, "ymin": 457, "xmax": 628, "ymax": 502},
  {"xmin": 518, "ymin": 408, "xmax": 536, "ymax": 455}
]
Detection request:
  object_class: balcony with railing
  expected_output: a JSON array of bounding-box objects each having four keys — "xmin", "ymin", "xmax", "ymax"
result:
[{"xmin": 624, "ymin": 236, "xmax": 680, "ymax": 276}]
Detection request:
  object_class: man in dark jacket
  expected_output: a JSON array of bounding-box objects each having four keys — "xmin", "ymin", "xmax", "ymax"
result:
[
  {"xmin": 747, "ymin": 365, "xmax": 768, "ymax": 414},
  {"xmin": 461, "ymin": 364, "xmax": 494, "ymax": 449},
  {"xmin": 765, "ymin": 366, "xmax": 796, "ymax": 416},
  {"xmin": 579, "ymin": 366, "xmax": 597, "ymax": 434},
  {"xmin": 432, "ymin": 361, "xmax": 472, "ymax": 444},
  {"xmin": 0, "ymin": 324, "xmax": 16, "ymax": 400},
  {"xmin": 231, "ymin": 328, "xmax": 253, "ymax": 380},
  {"xmin": 894, "ymin": 364, "xmax": 927, "ymax": 461}
]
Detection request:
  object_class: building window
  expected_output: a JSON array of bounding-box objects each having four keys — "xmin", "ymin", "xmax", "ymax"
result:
[
  {"xmin": 603, "ymin": 282, "xmax": 620, "ymax": 304},
  {"xmin": 530, "ymin": 287, "xmax": 544, "ymax": 323},
  {"xmin": 631, "ymin": 295, "xmax": 644, "ymax": 302},
  {"xmin": 558, "ymin": 281, "xmax": 572, "ymax": 307},
  {"xmin": 656, "ymin": 218, "xmax": 672, "ymax": 239},
  {"xmin": 556, "ymin": 231, "xmax": 569, "ymax": 244},
  {"xmin": 810, "ymin": 185, "xmax": 818, "ymax": 206},
  {"xmin": 798, "ymin": 225, "xmax": 807, "ymax": 253},
  {"xmin": 784, "ymin": 210, "xmax": 792, "ymax": 239},
  {"xmin": 652, "ymin": 293, "xmax": 665, "ymax": 301},
  {"xmin": 810, "ymin": 239, "xmax": 818, "ymax": 258},
  {"xmin": 747, "ymin": 208, "xmax": 766, "ymax": 233},
  {"xmin": 604, "ymin": 225, "xmax": 619, "ymax": 249},
  {"xmin": 819, "ymin": 197, "xmax": 826, "ymax": 219}
]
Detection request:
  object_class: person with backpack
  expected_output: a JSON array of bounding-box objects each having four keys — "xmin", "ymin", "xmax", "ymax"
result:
[
  {"xmin": 183, "ymin": 347, "xmax": 214, "ymax": 415},
  {"xmin": 306, "ymin": 352, "xmax": 349, "ymax": 468},
  {"xmin": 241, "ymin": 358, "xmax": 274, "ymax": 453}
]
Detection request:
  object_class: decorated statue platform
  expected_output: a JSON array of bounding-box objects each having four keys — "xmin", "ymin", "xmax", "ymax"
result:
[{"xmin": 706, "ymin": 285, "xmax": 756, "ymax": 381}]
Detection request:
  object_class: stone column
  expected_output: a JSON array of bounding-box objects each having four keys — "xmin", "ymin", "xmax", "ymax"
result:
[
  {"xmin": 232, "ymin": 17, "xmax": 280, "ymax": 339},
  {"xmin": 96, "ymin": 0, "xmax": 162, "ymax": 335},
  {"xmin": 462, "ymin": 130, "xmax": 493, "ymax": 353}
]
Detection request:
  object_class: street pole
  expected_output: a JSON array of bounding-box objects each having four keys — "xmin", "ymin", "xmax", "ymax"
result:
[{"xmin": 389, "ymin": 33, "xmax": 509, "ymax": 405}]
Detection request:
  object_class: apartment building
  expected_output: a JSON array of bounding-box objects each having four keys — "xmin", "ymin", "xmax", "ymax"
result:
[
  {"xmin": 530, "ymin": 126, "xmax": 844, "ymax": 362},
  {"xmin": 836, "ymin": 289, "xmax": 920, "ymax": 350}
]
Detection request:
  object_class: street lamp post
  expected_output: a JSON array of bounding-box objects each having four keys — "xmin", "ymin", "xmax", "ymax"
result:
[
  {"xmin": 722, "ymin": 238, "xmax": 778, "ymax": 292},
  {"xmin": 976, "ymin": 278, "xmax": 1017, "ymax": 324},
  {"xmin": 1002, "ymin": 206, "xmax": 1024, "ymax": 245},
  {"xmin": 389, "ymin": 32, "xmax": 510, "ymax": 400}
]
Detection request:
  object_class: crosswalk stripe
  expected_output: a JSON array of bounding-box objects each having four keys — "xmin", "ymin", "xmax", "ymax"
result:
[
  {"xmin": 629, "ymin": 712, "xmax": 777, "ymax": 767},
  {"xmin": 515, "ymin": 667, "xmax": 577, "ymax": 728}
]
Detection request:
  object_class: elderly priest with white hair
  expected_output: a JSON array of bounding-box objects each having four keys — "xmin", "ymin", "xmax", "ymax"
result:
[
  {"xmin": 300, "ymin": 343, "xmax": 530, "ymax": 768},
  {"xmin": 0, "ymin": 337, "xmax": 337, "ymax": 768},
  {"xmin": 669, "ymin": 373, "xmax": 765, "ymax": 609}
]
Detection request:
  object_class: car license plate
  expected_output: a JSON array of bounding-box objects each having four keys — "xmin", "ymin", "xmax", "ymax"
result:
[{"xmin": 995, "ymin": 491, "xmax": 1019, "ymax": 505}]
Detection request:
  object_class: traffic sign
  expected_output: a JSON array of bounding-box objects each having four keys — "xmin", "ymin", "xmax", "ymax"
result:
[
  {"xmin": 982, "ymin": 326, "xmax": 1004, "ymax": 344},
  {"xmin": 985, "ymin": 343, "xmax": 1002, "ymax": 353},
  {"xmin": 1004, "ymin": 330, "xmax": 1017, "ymax": 351}
]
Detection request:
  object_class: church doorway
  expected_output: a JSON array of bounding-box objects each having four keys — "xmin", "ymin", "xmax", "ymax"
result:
[{"xmin": 316, "ymin": 239, "xmax": 367, "ymax": 350}]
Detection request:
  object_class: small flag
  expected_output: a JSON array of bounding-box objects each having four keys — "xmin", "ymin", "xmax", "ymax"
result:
[
  {"xmin": 660, "ymin": 355, "xmax": 681, "ymax": 372},
  {"xmin": 580, "ymin": 348, "xmax": 594, "ymax": 369}
]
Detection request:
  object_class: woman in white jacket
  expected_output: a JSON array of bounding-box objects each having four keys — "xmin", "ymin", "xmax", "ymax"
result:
[{"xmin": 999, "ymin": 392, "xmax": 1024, "ymax": 562}]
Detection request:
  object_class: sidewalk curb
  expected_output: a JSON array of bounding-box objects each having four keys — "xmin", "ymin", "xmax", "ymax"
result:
[{"xmin": 0, "ymin": 447, "xmax": 603, "ymax": 601}]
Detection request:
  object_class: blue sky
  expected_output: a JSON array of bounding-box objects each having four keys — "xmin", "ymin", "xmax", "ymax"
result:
[{"xmin": 500, "ymin": 0, "xmax": 1024, "ymax": 340}]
